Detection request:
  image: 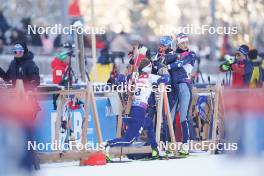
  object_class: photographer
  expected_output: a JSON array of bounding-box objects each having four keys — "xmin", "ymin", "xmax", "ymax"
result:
[
  {"xmin": 0, "ymin": 41, "xmax": 40, "ymax": 89},
  {"xmin": 220, "ymin": 45, "xmax": 253, "ymax": 88},
  {"xmin": 51, "ymin": 49, "xmax": 70, "ymax": 84}
]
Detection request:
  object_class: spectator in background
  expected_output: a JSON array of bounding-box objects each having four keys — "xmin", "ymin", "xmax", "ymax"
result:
[
  {"xmin": 248, "ymin": 49, "xmax": 263, "ymax": 88},
  {"xmin": 110, "ymin": 31, "xmax": 131, "ymax": 53},
  {"xmin": 0, "ymin": 29, "xmax": 4, "ymax": 53},
  {"xmin": 261, "ymin": 53, "xmax": 264, "ymax": 87},
  {"xmin": 0, "ymin": 11, "xmax": 9, "ymax": 33},
  {"xmin": 96, "ymin": 34, "xmax": 107, "ymax": 49},
  {"xmin": 40, "ymin": 33, "xmax": 54, "ymax": 55},
  {"xmin": 260, "ymin": 52, "xmax": 264, "ymax": 70},
  {"xmin": 0, "ymin": 38, "xmax": 3, "ymax": 54},
  {"xmin": 29, "ymin": 26, "xmax": 42, "ymax": 47},
  {"xmin": 83, "ymin": 34, "xmax": 107, "ymax": 49},
  {"xmin": 53, "ymin": 34, "xmax": 62, "ymax": 48},
  {"xmin": 231, "ymin": 45, "xmax": 253, "ymax": 88},
  {"xmin": 0, "ymin": 41, "xmax": 40, "ymax": 89},
  {"xmin": 68, "ymin": 0, "xmax": 83, "ymax": 24},
  {"xmin": 21, "ymin": 18, "xmax": 43, "ymax": 47},
  {"xmin": 9, "ymin": 28, "xmax": 27, "ymax": 45}
]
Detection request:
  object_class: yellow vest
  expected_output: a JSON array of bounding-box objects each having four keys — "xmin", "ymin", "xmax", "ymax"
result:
[{"xmin": 249, "ymin": 61, "xmax": 261, "ymax": 88}]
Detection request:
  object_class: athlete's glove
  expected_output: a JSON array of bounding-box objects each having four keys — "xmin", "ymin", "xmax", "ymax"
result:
[
  {"xmin": 167, "ymin": 60, "xmax": 184, "ymax": 70},
  {"xmin": 157, "ymin": 74, "xmax": 170, "ymax": 84}
]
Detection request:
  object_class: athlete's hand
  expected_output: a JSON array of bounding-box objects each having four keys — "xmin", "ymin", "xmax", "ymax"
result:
[
  {"xmin": 151, "ymin": 54, "xmax": 159, "ymax": 62},
  {"xmin": 138, "ymin": 46, "xmax": 148, "ymax": 55}
]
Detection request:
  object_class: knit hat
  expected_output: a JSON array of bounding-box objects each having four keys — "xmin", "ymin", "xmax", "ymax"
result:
[
  {"xmin": 176, "ymin": 33, "xmax": 188, "ymax": 44},
  {"xmin": 237, "ymin": 44, "xmax": 249, "ymax": 57},
  {"xmin": 159, "ymin": 36, "xmax": 172, "ymax": 47},
  {"xmin": 13, "ymin": 41, "xmax": 28, "ymax": 53}
]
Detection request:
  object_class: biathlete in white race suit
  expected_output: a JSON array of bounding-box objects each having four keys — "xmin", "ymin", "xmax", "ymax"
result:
[{"xmin": 106, "ymin": 58, "xmax": 170, "ymax": 159}]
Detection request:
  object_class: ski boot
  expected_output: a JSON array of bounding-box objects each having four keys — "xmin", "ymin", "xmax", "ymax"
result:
[
  {"xmin": 103, "ymin": 142, "xmax": 112, "ymax": 163},
  {"xmin": 151, "ymin": 148, "xmax": 159, "ymax": 159},
  {"xmin": 179, "ymin": 143, "xmax": 189, "ymax": 156},
  {"xmin": 105, "ymin": 153, "xmax": 112, "ymax": 163}
]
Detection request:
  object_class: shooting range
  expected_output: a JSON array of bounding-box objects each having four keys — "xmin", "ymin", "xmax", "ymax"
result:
[{"xmin": 1, "ymin": 0, "xmax": 264, "ymax": 175}]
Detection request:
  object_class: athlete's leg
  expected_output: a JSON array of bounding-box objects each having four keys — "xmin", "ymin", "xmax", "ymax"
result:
[
  {"xmin": 178, "ymin": 83, "xmax": 192, "ymax": 143},
  {"xmin": 107, "ymin": 106, "xmax": 145, "ymax": 147},
  {"xmin": 144, "ymin": 116, "xmax": 158, "ymax": 149}
]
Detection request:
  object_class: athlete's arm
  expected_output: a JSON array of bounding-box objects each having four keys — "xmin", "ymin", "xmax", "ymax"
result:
[
  {"xmin": 150, "ymin": 74, "xmax": 170, "ymax": 84},
  {"xmin": 167, "ymin": 52, "xmax": 196, "ymax": 70}
]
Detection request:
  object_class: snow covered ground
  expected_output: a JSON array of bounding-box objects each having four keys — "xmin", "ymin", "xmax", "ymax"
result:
[{"xmin": 36, "ymin": 153, "xmax": 263, "ymax": 176}]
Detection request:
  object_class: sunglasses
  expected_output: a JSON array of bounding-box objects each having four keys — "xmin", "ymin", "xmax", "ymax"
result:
[
  {"xmin": 14, "ymin": 50, "xmax": 24, "ymax": 54},
  {"xmin": 159, "ymin": 44, "xmax": 168, "ymax": 48}
]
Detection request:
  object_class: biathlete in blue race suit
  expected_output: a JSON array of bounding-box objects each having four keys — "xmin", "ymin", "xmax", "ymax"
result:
[{"xmin": 165, "ymin": 33, "xmax": 197, "ymax": 150}]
